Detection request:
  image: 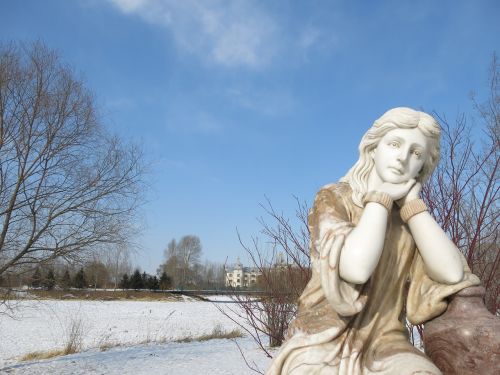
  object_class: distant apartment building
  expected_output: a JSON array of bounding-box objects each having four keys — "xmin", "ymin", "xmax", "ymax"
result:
[{"xmin": 225, "ymin": 258, "xmax": 261, "ymax": 288}]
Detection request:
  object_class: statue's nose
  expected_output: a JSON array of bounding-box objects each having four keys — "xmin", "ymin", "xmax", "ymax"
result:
[{"xmin": 396, "ymin": 148, "xmax": 410, "ymax": 165}]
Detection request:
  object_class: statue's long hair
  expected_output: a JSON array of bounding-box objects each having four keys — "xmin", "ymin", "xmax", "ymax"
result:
[{"xmin": 341, "ymin": 107, "xmax": 441, "ymax": 207}]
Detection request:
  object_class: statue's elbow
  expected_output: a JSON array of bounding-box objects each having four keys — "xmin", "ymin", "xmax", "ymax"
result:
[
  {"xmin": 339, "ymin": 268, "xmax": 371, "ymax": 285},
  {"xmin": 338, "ymin": 246, "xmax": 374, "ymax": 284},
  {"xmin": 433, "ymin": 268, "xmax": 464, "ymax": 285},
  {"xmin": 445, "ymin": 268, "xmax": 464, "ymax": 285}
]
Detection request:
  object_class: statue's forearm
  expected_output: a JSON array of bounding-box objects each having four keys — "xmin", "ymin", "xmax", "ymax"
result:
[
  {"xmin": 407, "ymin": 211, "xmax": 464, "ymax": 284},
  {"xmin": 338, "ymin": 202, "xmax": 388, "ymax": 284}
]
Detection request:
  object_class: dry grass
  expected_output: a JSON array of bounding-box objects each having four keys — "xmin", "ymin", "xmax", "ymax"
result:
[
  {"xmin": 175, "ymin": 324, "xmax": 243, "ymax": 343},
  {"xmin": 99, "ymin": 342, "xmax": 119, "ymax": 352},
  {"xmin": 20, "ymin": 316, "xmax": 84, "ymax": 361},
  {"xmin": 20, "ymin": 349, "xmax": 66, "ymax": 361},
  {"xmin": 19, "ymin": 321, "xmax": 242, "ymax": 361},
  {"xmin": 19, "ymin": 342, "xmax": 80, "ymax": 361},
  {"xmin": 95, "ymin": 324, "xmax": 241, "ymax": 353},
  {"xmin": 26, "ymin": 289, "xmax": 182, "ymax": 301}
]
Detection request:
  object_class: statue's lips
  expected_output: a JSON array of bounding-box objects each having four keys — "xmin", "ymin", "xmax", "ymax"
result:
[{"xmin": 388, "ymin": 167, "xmax": 403, "ymax": 175}]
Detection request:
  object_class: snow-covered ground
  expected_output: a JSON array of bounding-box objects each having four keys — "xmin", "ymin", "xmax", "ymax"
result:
[{"xmin": 0, "ymin": 298, "xmax": 273, "ymax": 374}]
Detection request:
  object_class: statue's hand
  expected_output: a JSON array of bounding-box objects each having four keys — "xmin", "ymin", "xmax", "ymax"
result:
[
  {"xmin": 396, "ymin": 182, "xmax": 422, "ymax": 207},
  {"xmin": 375, "ymin": 179, "xmax": 416, "ymax": 201}
]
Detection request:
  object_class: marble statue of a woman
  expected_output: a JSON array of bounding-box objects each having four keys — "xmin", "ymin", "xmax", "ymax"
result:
[{"xmin": 267, "ymin": 107, "xmax": 480, "ymax": 375}]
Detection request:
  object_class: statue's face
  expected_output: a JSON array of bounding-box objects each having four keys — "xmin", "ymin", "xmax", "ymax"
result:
[{"xmin": 372, "ymin": 127, "xmax": 429, "ymax": 184}]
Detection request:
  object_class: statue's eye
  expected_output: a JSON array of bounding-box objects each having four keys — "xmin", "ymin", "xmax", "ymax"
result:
[
  {"xmin": 412, "ymin": 149, "xmax": 422, "ymax": 157},
  {"xmin": 389, "ymin": 141, "xmax": 400, "ymax": 148}
]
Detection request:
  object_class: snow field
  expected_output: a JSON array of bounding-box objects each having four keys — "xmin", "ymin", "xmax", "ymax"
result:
[{"xmin": 0, "ymin": 298, "xmax": 271, "ymax": 373}]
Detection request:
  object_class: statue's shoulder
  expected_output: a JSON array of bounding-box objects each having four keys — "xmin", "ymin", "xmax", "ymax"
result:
[
  {"xmin": 317, "ymin": 181, "xmax": 352, "ymax": 198},
  {"xmin": 313, "ymin": 182, "xmax": 353, "ymax": 210},
  {"xmin": 311, "ymin": 182, "xmax": 354, "ymax": 221}
]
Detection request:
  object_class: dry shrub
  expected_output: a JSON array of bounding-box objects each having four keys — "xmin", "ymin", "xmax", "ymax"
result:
[
  {"xmin": 64, "ymin": 317, "xmax": 84, "ymax": 355},
  {"xmin": 19, "ymin": 315, "xmax": 85, "ymax": 361},
  {"xmin": 218, "ymin": 197, "xmax": 311, "ymax": 358}
]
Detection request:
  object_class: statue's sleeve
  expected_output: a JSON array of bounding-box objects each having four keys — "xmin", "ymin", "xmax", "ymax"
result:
[
  {"xmin": 304, "ymin": 184, "xmax": 367, "ymax": 317},
  {"xmin": 406, "ymin": 250, "xmax": 481, "ymax": 325}
]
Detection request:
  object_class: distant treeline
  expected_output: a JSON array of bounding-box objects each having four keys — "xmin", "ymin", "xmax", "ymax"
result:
[{"xmin": 119, "ymin": 269, "xmax": 170, "ymax": 290}]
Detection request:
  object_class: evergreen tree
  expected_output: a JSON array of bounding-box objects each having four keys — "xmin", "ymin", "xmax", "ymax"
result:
[
  {"xmin": 149, "ymin": 275, "xmax": 160, "ymax": 291},
  {"xmin": 130, "ymin": 269, "xmax": 143, "ymax": 290},
  {"xmin": 73, "ymin": 268, "xmax": 87, "ymax": 289},
  {"xmin": 120, "ymin": 273, "xmax": 130, "ymax": 289},
  {"xmin": 43, "ymin": 269, "xmax": 56, "ymax": 290},
  {"xmin": 159, "ymin": 271, "xmax": 172, "ymax": 290},
  {"xmin": 31, "ymin": 267, "xmax": 42, "ymax": 288},
  {"xmin": 141, "ymin": 271, "xmax": 148, "ymax": 288},
  {"xmin": 61, "ymin": 269, "xmax": 71, "ymax": 290}
]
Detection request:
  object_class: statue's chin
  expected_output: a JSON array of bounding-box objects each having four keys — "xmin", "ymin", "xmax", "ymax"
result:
[{"xmin": 380, "ymin": 176, "xmax": 409, "ymax": 184}]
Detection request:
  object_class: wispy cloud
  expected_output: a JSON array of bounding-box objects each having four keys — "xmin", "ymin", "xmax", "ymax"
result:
[
  {"xmin": 164, "ymin": 108, "xmax": 225, "ymax": 135},
  {"xmin": 226, "ymin": 86, "xmax": 295, "ymax": 116},
  {"xmin": 294, "ymin": 25, "xmax": 339, "ymax": 63},
  {"xmin": 163, "ymin": 159, "xmax": 187, "ymax": 169},
  {"xmin": 105, "ymin": 96, "xmax": 136, "ymax": 110},
  {"xmin": 297, "ymin": 27, "xmax": 322, "ymax": 51},
  {"xmin": 107, "ymin": 0, "xmax": 280, "ymax": 68}
]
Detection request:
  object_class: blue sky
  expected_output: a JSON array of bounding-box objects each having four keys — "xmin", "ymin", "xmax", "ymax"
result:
[{"xmin": 1, "ymin": 0, "xmax": 498, "ymax": 273}]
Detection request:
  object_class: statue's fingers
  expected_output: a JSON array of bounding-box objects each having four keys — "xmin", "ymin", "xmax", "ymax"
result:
[
  {"xmin": 328, "ymin": 234, "xmax": 344, "ymax": 269},
  {"xmin": 319, "ymin": 231, "xmax": 334, "ymax": 259},
  {"xmin": 405, "ymin": 178, "xmax": 416, "ymax": 191}
]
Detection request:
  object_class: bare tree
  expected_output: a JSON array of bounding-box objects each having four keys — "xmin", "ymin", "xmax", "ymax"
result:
[
  {"xmin": 402, "ymin": 56, "xmax": 499, "ymax": 343},
  {"xmin": 0, "ymin": 42, "xmax": 144, "ymax": 280},
  {"xmin": 219, "ymin": 197, "xmax": 310, "ymax": 359},
  {"xmin": 104, "ymin": 244, "xmax": 132, "ymax": 290},
  {"xmin": 85, "ymin": 259, "xmax": 109, "ymax": 289},
  {"xmin": 194, "ymin": 260, "xmax": 226, "ymax": 289},
  {"xmin": 158, "ymin": 239, "xmax": 181, "ymax": 288},
  {"xmin": 158, "ymin": 235, "xmax": 203, "ymax": 289},
  {"xmin": 422, "ymin": 54, "xmax": 499, "ymax": 314},
  {"xmin": 177, "ymin": 235, "xmax": 202, "ymax": 288}
]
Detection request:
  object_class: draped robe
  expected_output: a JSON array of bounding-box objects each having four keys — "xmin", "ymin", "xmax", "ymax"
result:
[{"xmin": 267, "ymin": 182, "xmax": 480, "ymax": 375}]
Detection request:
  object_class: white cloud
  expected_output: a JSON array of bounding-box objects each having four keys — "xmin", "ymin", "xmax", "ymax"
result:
[
  {"xmin": 107, "ymin": 0, "xmax": 279, "ymax": 68},
  {"xmin": 108, "ymin": 0, "xmax": 149, "ymax": 13}
]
